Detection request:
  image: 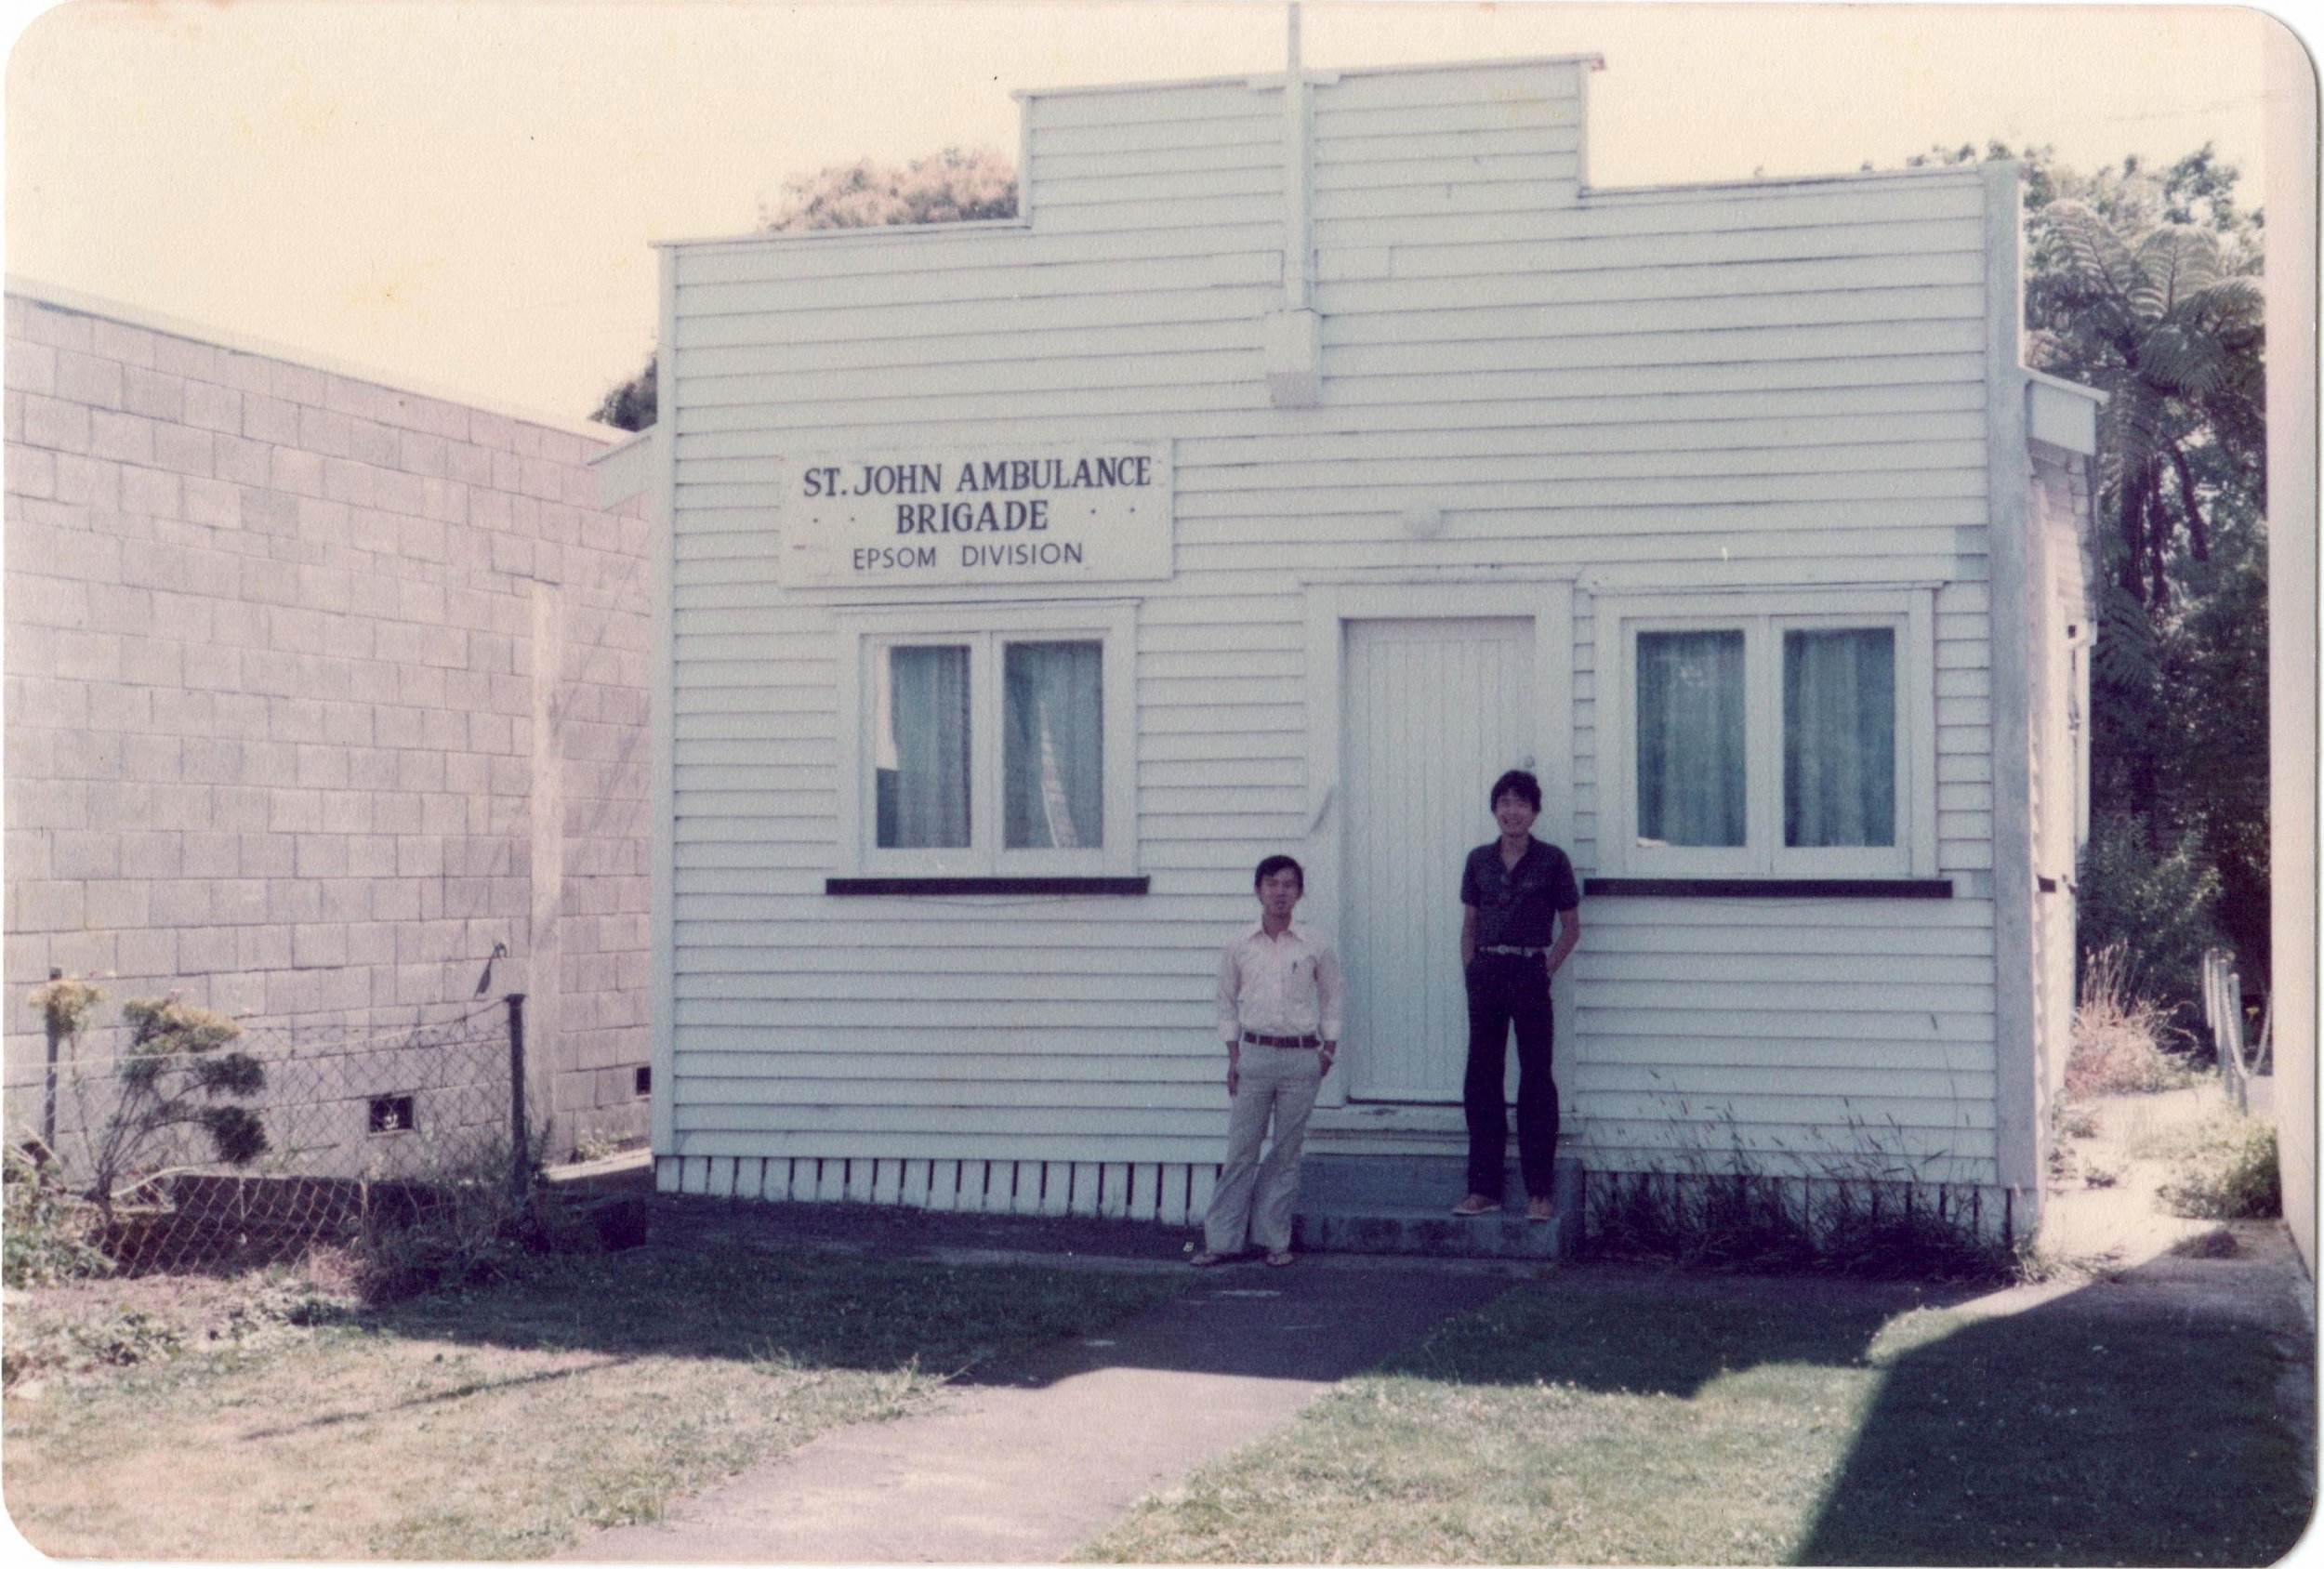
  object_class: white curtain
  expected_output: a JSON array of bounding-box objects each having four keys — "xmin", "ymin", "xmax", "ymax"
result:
[
  {"xmin": 1003, "ymin": 641, "xmax": 1103, "ymax": 850},
  {"xmin": 1636, "ymin": 630, "xmax": 1745, "ymax": 847},
  {"xmin": 880, "ymin": 645, "xmax": 971, "ymax": 849},
  {"xmin": 1785, "ymin": 628, "xmax": 1895, "ymax": 847}
]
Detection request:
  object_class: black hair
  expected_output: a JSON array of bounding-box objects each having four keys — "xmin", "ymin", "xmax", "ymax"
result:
[
  {"xmin": 1253, "ymin": 853, "xmax": 1305, "ymax": 891},
  {"xmin": 1489, "ymin": 770, "xmax": 1542, "ymax": 811}
]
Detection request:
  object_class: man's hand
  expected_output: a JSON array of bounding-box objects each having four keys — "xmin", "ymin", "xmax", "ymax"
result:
[
  {"xmin": 1319, "ymin": 1044, "xmax": 1336, "ymax": 1079},
  {"xmin": 1226, "ymin": 1055, "xmax": 1239, "ymax": 1097}
]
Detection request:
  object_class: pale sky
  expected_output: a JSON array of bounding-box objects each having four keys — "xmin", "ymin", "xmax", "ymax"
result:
[{"xmin": 3, "ymin": 1, "xmax": 2302, "ymax": 426}]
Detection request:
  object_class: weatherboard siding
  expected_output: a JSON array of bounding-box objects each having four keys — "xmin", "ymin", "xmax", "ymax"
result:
[{"xmin": 658, "ymin": 57, "xmax": 2010, "ymax": 1193}]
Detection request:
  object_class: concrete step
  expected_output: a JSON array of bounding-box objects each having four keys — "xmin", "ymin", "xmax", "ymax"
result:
[
  {"xmin": 1292, "ymin": 1154, "xmax": 1581, "ymax": 1260},
  {"xmin": 1293, "ymin": 1203, "xmax": 1567, "ymax": 1259}
]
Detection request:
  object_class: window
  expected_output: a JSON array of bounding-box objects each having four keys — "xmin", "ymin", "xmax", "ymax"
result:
[
  {"xmin": 839, "ymin": 603, "xmax": 1136, "ymax": 876},
  {"xmin": 1604, "ymin": 590, "xmax": 1932, "ymax": 878}
]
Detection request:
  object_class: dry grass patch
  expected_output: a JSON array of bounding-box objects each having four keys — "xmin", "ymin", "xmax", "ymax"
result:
[
  {"xmin": 2066, "ymin": 945, "xmax": 2199, "ymax": 1100},
  {"xmin": 4, "ymin": 1246, "xmax": 1184, "ymax": 1560}
]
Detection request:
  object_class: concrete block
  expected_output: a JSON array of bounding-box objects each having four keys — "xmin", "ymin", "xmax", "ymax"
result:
[
  {"xmin": 177, "ymin": 923, "xmax": 238, "ymax": 975},
  {"xmin": 421, "ymin": 789, "xmax": 467, "ymax": 837},
  {"xmin": 55, "ymin": 349, "xmax": 125, "ymax": 409},
  {"xmin": 266, "ymin": 787, "xmax": 324, "ymax": 834},
  {"xmin": 88, "ymin": 409, "xmax": 156, "ymax": 466},
  {"xmin": 318, "ymin": 791, "xmax": 370, "ymax": 835},
  {"xmin": 219, "ymin": 350, "xmax": 273, "ymax": 397},
  {"xmin": 171, "ymin": 737, "xmax": 239, "ymax": 789},
  {"xmin": 115, "ymin": 927, "xmax": 178, "ymax": 980},
  {"xmin": 51, "ymin": 452, "xmax": 122, "ymax": 508},
  {"xmin": 348, "ymin": 417, "xmax": 398, "ymax": 469},
  {"xmin": 181, "ymin": 378, "xmax": 241, "ymax": 435},
  {"xmin": 86, "ymin": 581, "xmax": 156, "ymax": 636},
  {"xmin": 7, "ymin": 445, "xmax": 56, "ymax": 498},
  {"xmin": 122, "ymin": 364, "xmax": 187, "ymax": 422},
  {"xmin": 180, "ymin": 830, "xmax": 241, "ymax": 878},
  {"xmin": 183, "ymin": 475, "xmax": 241, "ymax": 527},
  {"xmin": 321, "ymin": 455, "xmax": 376, "ymax": 508},
  {"xmin": 270, "ymin": 446, "xmax": 324, "ymax": 497},
  {"xmin": 346, "ymin": 834, "xmax": 397, "ymax": 878},
  {"xmin": 398, "ymin": 514, "xmax": 450, "ymax": 563},
  {"xmin": 23, "ymin": 391, "xmax": 92, "ymax": 452},
  {"xmin": 294, "ymin": 833, "xmax": 350, "ymax": 877},
  {"xmin": 235, "ymin": 923, "xmax": 293, "ymax": 973},
  {"xmin": 265, "ymin": 878, "xmax": 324, "ymax": 925},
  {"xmin": 46, "ymin": 930, "xmax": 117, "ymax": 982},
  {"xmin": 47, "ymin": 827, "xmax": 120, "ymax": 881},
  {"xmin": 375, "ymin": 468, "xmax": 424, "ymax": 515},
  {"xmin": 7, "ymin": 336, "xmax": 58, "ymax": 394},
  {"xmin": 147, "ymin": 878, "xmax": 212, "ymax": 927},
  {"xmin": 14, "ymin": 300, "xmax": 93, "ymax": 352},
  {"xmin": 395, "ymin": 836, "xmax": 444, "ymax": 877},
  {"xmin": 150, "ymin": 421, "xmax": 214, "ymax": 478},
  {"xmin": 119, "ymin": 732, "xmax": 183, "ymax": 786},
  {"xmin": 210, "ymin": 877, "xmax": 270, "ymax": 926},
  {"xmin": 87, "ymin": 318, "xmax": 156, "ymax": 369},
  {"xmin": 371, "ymin": 880, "xmax": 421, "ymax": 922},
  {"xmin": 292, "ymin": 923, "xmax": 349, "ymax": 969}
]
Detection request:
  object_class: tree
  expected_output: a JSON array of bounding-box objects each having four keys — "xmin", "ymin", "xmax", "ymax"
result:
[
  {"xmin": 590, "ymin": 147, "xmax": 1017, "ymax": 431},
  {"xmin": 1909, "ymin": 142, "xmax": 2270, "ymax": 1012}
]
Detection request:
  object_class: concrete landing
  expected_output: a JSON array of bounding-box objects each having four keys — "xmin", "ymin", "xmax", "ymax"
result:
[
  {"xmin": 1293, "ymin": 1154, "xmax": 1581, "ymax": 1260},
  {"xmin": 559, "ymin": 1257, "xmax": 1516, "ymax": 1563}
]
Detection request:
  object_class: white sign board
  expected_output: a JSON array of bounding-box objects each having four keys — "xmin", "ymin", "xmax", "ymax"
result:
[{"xmin": 780, "ymin": 442, "xmax": 1173, "ymax": 587}]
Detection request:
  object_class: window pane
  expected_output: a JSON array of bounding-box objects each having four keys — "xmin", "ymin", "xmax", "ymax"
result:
[
  {"xmin": 1785, "ymin": 627, "xmax": 1895, "ymax": 847},
  {"xmin": 876, "ymin": 645, "xmax": 971, "ymax": 849},
  {"xmin": 1004, "ymin": 641, "xmax": 1103, "ymax": 850},
  {"xmin": 1636, "ymin": 630, "xmax": 1746, "ymax": 847}
]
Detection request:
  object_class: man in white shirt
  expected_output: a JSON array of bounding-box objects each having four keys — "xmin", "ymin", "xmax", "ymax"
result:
[{"xmin": 1195, "ymin": 854, "xmax": 1344, "ymax": 1267}]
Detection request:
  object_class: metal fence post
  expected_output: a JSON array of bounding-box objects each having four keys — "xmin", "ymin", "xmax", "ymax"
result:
[
  {"xmin": 507, "ymin": 993, "xmax": 530, "ymax": 1199},
  {"xmin": 41, "ymin": 966, "xmax": 61, "ymax": 1154}
]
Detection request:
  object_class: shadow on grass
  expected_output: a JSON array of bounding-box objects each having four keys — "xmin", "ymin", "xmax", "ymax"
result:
[
  {"xmin": 362, "ymin": 1246, "xmax": 1189, "ymax": 1381},
  {"xmin": 1795, "ymin": 1286, "xmax": 2313, "ymax": 1566},
  {"xmin": 1384, "ymin": 1277, "xmax": 1914, "ymax": 1398},
  {"xmin": 1375, "ymin": 1274, "xmax": 2310, "ymax": 1565}
]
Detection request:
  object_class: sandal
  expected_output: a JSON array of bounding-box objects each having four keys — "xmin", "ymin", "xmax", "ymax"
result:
[
  {"xmin": 1189, "ymin": 1251, "xmax": 1227, "ymax": 1268},
  {"xmin": 1450, "ymin": 1193, "xmax": 1499, "ymax": 1217},
  {"xmin": 1266, "ymin": 1250, "xmax": 1296, "ymax": 1268}
]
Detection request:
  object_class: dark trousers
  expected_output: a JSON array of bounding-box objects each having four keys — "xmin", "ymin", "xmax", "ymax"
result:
[{"xmin": 1462, "ymin": 952, "xmax": 1558, "ymax": 1200}]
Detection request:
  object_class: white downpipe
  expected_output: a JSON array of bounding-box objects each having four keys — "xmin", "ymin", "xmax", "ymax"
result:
[{"xmin": 1284, "ymin": 3, "xmax": 1311, "ymax": 313}]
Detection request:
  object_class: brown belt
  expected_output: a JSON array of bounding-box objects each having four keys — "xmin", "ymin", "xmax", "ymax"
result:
[{"xmin": 1242, "ymin": 1032, "xmax": 1321, "ymax": 1048}]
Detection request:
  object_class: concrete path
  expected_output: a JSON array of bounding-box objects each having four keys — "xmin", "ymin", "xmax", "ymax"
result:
[{"xmin": 561, "ymin": 1255, "xmax": 1517, "ymax": 1563}]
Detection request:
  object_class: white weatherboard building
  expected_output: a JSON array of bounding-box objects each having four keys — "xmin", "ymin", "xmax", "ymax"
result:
[{"xmin": 600, "ymin": 54, "xmax": 2106, "ymax": 1240}]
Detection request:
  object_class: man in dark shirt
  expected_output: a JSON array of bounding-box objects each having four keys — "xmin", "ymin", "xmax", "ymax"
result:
[{"xmin": 1454, "ymin": 769, "xmax": 1582, "ymax": 1220}]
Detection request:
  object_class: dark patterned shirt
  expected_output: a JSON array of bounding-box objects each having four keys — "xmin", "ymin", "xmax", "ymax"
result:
[{"xmin": 1460, "ymin": 838, "xmax": 1580, "ymax": 950}]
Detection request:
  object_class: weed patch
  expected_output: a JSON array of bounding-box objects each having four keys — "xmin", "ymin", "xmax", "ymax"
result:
[
  {"xmin": 2156, "ymin": 1111, "xmax": 2281, "ymax": 1220},
  {"xmin": 2067, "ymin": 944, "xmax": 2199, "ymax": 1098}
]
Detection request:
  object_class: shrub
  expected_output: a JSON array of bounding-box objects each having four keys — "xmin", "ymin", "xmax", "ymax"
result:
[
  {"xmin": 2076, "ymin": 816, "xmax": 2225, "ymax": 1028},
  {"xmin": 350, "ymin": 1164, "xmax": 601, "ymax": 1305},
  {"xmin": 2067, "ymin": 944, "xmax": 2197, "ymax": 1098},
  {"xmin": 2, "ymin": 1144, "xmax": 112, "ymax": 1289},
  {"xmin": 2158, "ymin": 1112, "xmax": 2280, "ymax": 1220}
]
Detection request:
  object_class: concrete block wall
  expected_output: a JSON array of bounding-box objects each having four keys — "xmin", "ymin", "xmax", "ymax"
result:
[{"xmin": 4, "ymin": 284, "xmax": 653, "ymax": 1156}]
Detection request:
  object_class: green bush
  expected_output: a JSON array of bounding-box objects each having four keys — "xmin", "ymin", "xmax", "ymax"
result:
[
  {"xmin": 2158, "ymin": 1113, "xmax": 2280, "ymax": 1220},
  {"xmin": 2077, "ymin": 816, "xmax": 2225, "ymax": 1029},
  {"xmin": 2, "ymin": 1145, "xmax": 112, "ymax": 1289}
]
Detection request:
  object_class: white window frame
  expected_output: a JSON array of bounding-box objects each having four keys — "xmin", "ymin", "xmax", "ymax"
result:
[
  {"xmin": 833, "ymin": 600, "xmax": 1138, "ymax": 877},
  {"xmin": 1598, "ymin": 587, "xmax": 1936, "ymax": 879}
]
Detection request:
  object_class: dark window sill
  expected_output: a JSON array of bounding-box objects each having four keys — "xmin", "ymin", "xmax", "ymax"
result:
[
  {"xmin": 825, "ymin": 877, "xmax": 1151, "ymax": 897},
  {"xmin": 1584, "ymin": 877, "xmax": 1953, "ymax": 900}
]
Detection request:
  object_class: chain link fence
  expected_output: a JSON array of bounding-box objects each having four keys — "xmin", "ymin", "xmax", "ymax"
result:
[{"xmin": 13, "ymin": 995, "xmax": 535, "ymax": 1276}]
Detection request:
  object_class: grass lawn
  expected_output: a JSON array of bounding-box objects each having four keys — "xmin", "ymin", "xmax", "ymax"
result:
[
  {"xmin": 1076, "ymin": 1280, "xmax": 2312, "ymax": 1565},
  {"xmin": 3, "ymin": 1247, "xmax": 1186, "ymax": 1560}
]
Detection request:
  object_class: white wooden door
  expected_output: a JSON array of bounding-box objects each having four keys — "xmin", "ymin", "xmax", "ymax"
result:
[{"xmin": 1341, "ymin": 617, "xmax": 1535, "ymax": 1101}]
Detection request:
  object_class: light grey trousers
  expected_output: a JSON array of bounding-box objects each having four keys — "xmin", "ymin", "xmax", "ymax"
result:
[{"xmin": 1203, "ymin": 1043, "xmax": 1323, "ymax": 1255}]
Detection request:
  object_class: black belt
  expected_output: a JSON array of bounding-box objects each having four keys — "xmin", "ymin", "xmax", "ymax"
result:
[
  {"xmin": 1478, "ymin": 945, "xmax": 1548, "ymax": 956},
  {"xmin": 1242, "ymin": 1032, "xmax": 1321, "ymax": 1048}
]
